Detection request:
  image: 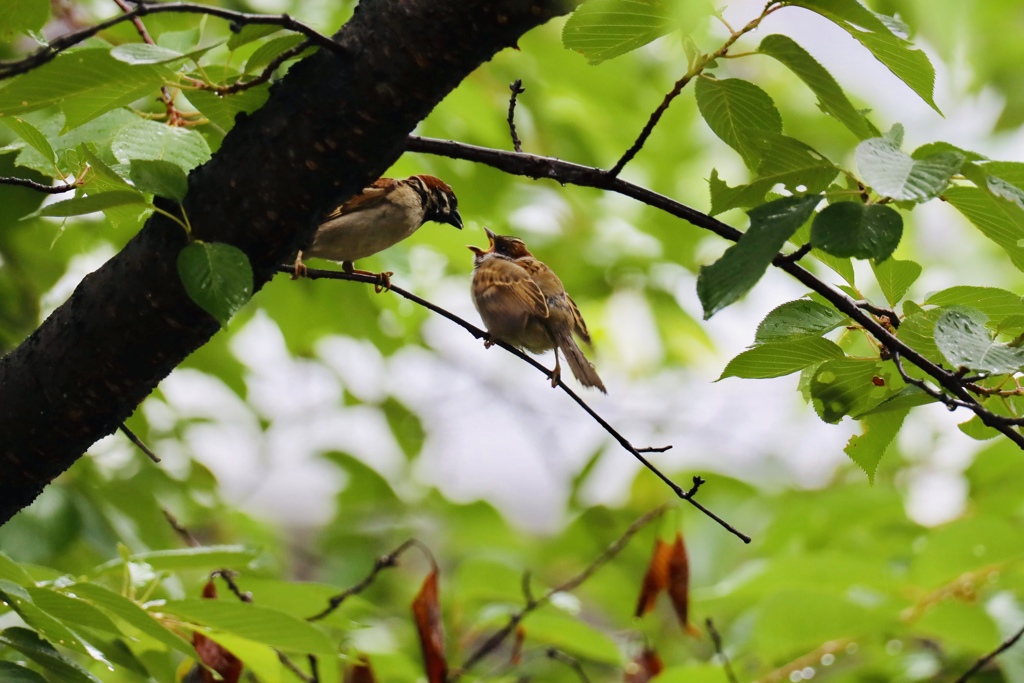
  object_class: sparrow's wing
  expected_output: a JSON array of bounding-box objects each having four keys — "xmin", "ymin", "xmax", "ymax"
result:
[
  {"xmin": 475, "ymin": 257, "xmax": 548, "ymax": 319},
  {"xmin": 324, "ymin": 178, "xmax": 397, "ymax": 219},
  {"xmin": 566, "ymin": 294, "xmax": 592, "ymax": 345}
]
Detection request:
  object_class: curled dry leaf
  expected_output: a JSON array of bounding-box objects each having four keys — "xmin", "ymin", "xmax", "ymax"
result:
[
  {"xmin": 667, "ymin": 533, "xmax": 700, "ymax": 637},
  {"xmin": 344, "ymin": 655, "xmax": 377, "ymax": 683},
  {"xmin": 510, "ymin": 625, "xmax": 526, "ymax": 666},
  {"xmin": 635, "ymin": 532, "xmax": 699, "ymax": 636},
  {"xmin": 634, "ymin": 538, "xmax": 673, "ymax": 618},
  {"xmin": 192, "ymin": 579, "xmax": 243, "ymax": 683},
  {"xmin": 624, "ymin": 647, "xmax": 664, "ymax": 683},
  {"xmin": 412, "ymin": 569, "xmax": 447, "ymax": 683}
]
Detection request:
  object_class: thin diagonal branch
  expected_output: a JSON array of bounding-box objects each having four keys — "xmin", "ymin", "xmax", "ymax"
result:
[
  {"xmin": 0, "ymin": 2, "xmax": 341, "ymax": 80},
  {"xmin": 306, "ymin": 538, "xmax": 428, "ymax": 622},
  {"xmin": 507, "ymin": 79, "xmax": 526, "ymax": 153},
  {"xmin": 954, "ymin": 622, "xmax": 1024, "ymax": 683},
  {"xmin": 208, "ymin": 39, "xmax": 313, "ymax": 95},
  {"xmin": 118, "ymin": 422, "xmax": 161, "ymax": 462},
  {"xmin": 706, "ymin": 618, "xmax": 739, "ymax": 683},
  {"xmin": 275, "ymin": 267, "xmax": 749, "ymax": 544},
  {"xmin": 405, "ymin": 135, "xmax": 1024, "ymax": 451},
  {"xmin": 0, "ymin": 176, "xmax": 78, "ymax": 193},
  {"xmin": 607, "ymin": 2, "xmax": 783, "ymax": 177},
  {"xmin": 449, "ymin": 504, "xmax": 671, "ymax": 682},
  {"xmin": 545, "ymin": 649, "xmax": 591, "ymax": 683}
]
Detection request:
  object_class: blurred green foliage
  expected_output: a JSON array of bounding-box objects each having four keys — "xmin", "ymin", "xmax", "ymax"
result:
[{"xmin": 3, "ymin": 0, "xmax": 1024, "ymax": 681}]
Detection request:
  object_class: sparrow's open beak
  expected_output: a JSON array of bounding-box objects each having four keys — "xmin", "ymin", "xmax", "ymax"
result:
[
  {"xmin": 483, "ymin": 226, "xmax": 496, "ymax": 245},
  {"xmin": 448, "ymin": 209, "xmax": 464, "ymax": 230}
]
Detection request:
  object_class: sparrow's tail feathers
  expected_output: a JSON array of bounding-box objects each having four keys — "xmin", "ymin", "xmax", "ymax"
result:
[{"xmin": 557, "ymin": 332, "xmax": 606, "ymax": 393}]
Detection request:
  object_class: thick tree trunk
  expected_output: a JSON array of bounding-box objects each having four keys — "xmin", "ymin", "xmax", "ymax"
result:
[{"xmin": 0, "ymin": 0, "xmax": 573, "ymax": 524}]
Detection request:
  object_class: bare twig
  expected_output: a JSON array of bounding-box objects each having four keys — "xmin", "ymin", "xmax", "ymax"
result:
[
  {"xmin": 208, "ymin": 39, "xmax": 313, "ymax": 95},
  {"xmin": 507, "ymin": 79, "xmax": 526, "ymax": 153},
  {"xmin": 278, "ymin": 653, "xmax": 314, "ymax": 683},
  {"xmin": 777, "ymin": 243, "xmax": 811, "ymax": 265},
  {"xmin": 162, "ymin": 508, "xmax": 200, "ymax": 547},
  {"xmin": 607, "ymin": 2, "xmax": 783, "ymax": 177},
  {"xmin": 545, "ymin": 649, "xmax": 591, "ymax": 683},
  {"xmin": 119, "ymin": 422, "xmax": 161, "ymax": 463},
  {"xmin": 405, "ymin": 135, "xmax": 1024, "ymax": 451},
  {"xmin": 306, "ymin": 538, "xmax": 430, "ymax": 622},
  {"xmin": 212, "ymin": 569, "xmax": 253, "ymax": 603},
  {"xmin": 0, "ymin": 176, "xmax": 78, "ymax": 193},
  {"xmin": 954, "ymin": 622, "xmax": 1024, "ymax": 683},
  {"xmin": 0, "ymin": 2, "xmax": 341, "ymax": 80},
  {"xmin": 449, "ymin": 504, "xmax": 670, "ymax": 682},
  {"xmin": 706, "ymin": 618, "xmax": 739, "ymax": 683},
  {"xmin": 890, "ymin": 351, "xmax": 972, "ymax": 412},
  {"xmin": 276, "ymin": 267, "xmax": 749, "ymax": 543}
]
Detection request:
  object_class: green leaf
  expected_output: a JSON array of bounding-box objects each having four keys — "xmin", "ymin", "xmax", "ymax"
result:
[
  {"xmin": 934, "ymin": 306, "xmax": 1024, "ymax": 375},
  {"xmin": 0, "ymin": 49, "xmax": 173, "ymax": 130},
  {"xmin": 80, "ymin": 147, "xmax": 152, "ymax": 230},
  {"xmin": 129, "ymin": 159, "xmax": 188, "ymax": 201},
  {"xmin": 522, "ymin": 608, "xmax": 624, "ymax": 665},
  {"xmin": 0, "ymin": 0, "xmax": 48, "ymax": 37},
  {"xmin": 185, "ymin": 87, "xmax": 271, "ymax": 133},
  {"xmin": 758, "ymin": 34, "xmax": 878, "ymax": 140},
  {"xmin": 0, "ymin": 117, "xmax": 57, "ymax": 171},
  {"xmin": 382, "ymin": 397, "xmax": 425, "ymax": 460},
  {"xmin": 156, "ymin": 599, "xmax": 336, "ymax": 657},
  {"xmin": 0, "ymin": 552, "xmax": 35, "ymax": 586},
  {"xmin": 845, "ymin": 409, "xmax": 910, "ymax": 483},
  {"xmin": 871, "ymin": 257, "xmax": 921, "ymax": 306},
  {"xmin": 810, "ymin": 358, "xmax": 899, "ymax": 423},
  {"xmin": 698, "ymin": 195, "xmax": 820, "ymax": 318},
  {"xmin": 945, "ymin": 186, "xmax": 1024, "ymax": 273},
  {"xmin": 810, "ymin": 202, "xmax": 903, "ymax": 262},
  {"xmin": 65, "ymin": 583, "xmax": 195, "ymax": 656},
  {"xmin": 93, "ymin": 545, "xmax": 259, "ymax": 573},
  {"xmin": 754, "ymin": 299, "xmax": 848, "ymax": 344},
  {"xmin": 924, "ymin": 286, "xmax": 1024, "ymax": 322},
  {"xmin": 719, "ymin": 336, "xmax": 844, "ymax": 380},
  {"xmin": 0, "ymin": 627, "xmax": 101, "ymax": 683},
  {"xmin": 856, "ymin": 131, "xmax": 963, "ymax": 202},
  {"xmin": 913, "ymin": 141, "xmax": 987, "ymax": 163},
  {"xmin": 0, "ymin": 581, "xmax": 112, "ymax": 667},
  {"xmin": 177, "ymin": 242, "xmax": 254, "ymax": 326},
  {"xmin": 35, "ymin": 190, "xmax": 148, "ymax": 218},
  {"xmin": 109, "ymin": 43, "xmax": 185, "ymax": 65},
  {"xmin": 562, "ymin": 0, "xmax": 674, "ymax": 65},
  {"xmin": 227, "ymin": 24, "xmax": 284, "ymax": 50},
  {"xmin": 694, "ymin": 76, "xmax": 782, "ymax": 169},
  {"xmin": 25, "ymin": 587, "xmax": 120, "ymax": 636},
  {"xmin": 0, "ymin": 662, "xmax": 47, "ymax": 683},
  {"xmin": 789, "ymin": 0, "xmax": 939, "ymax": 113},
  {"xmin": 244, "ymin": 34, "xmax": 308, "ymax": 74},
  {"xmin": 112, "ymin": 119, "xmax": 211, "ymax": 173},
  {"xmin": 987, "ymin": 175, "xmax": 1024, "ymax": 210}
]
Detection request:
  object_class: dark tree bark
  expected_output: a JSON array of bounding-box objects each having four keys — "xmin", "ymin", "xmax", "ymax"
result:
[{"xmin": 0, "ymin": 0, "xmax": 574, "ymax": 525}]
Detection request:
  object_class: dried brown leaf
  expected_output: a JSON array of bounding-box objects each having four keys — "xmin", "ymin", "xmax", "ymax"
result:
[
  {"xmin": 193, "ymin": 579, "xmax": 242, "ymax": 683},
  {"xmin": 412, "ymin": 569, "xmax": 447, "ymax": 683},
  {"xmin": 634, "ymin": 538, "xmax": 672, "ymax": 618},
  {"xmin": 624, "ymin": 647, "xmax": 664, "ymax": 683},
  {"xmin": 667, "ymin": 532, "xmax": 699, "ymax": 637}
]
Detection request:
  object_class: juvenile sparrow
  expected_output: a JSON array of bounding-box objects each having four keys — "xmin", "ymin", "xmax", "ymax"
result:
[
  {"xmin": 469, "ymin": 228, "xmax": 606, "ymax": 392},
  {"xmin": 293, "ymin": 174, "xmax": 462, "ymax": 288}
]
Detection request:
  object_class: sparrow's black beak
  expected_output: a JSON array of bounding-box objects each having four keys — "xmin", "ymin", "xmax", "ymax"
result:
[
  {"xmin": 448, "ymin": 209, "xmax": 463, "ymax": 230},
  {"xmin": 483, "ymin": 226, "xmax": 496, "ymax": 245}
]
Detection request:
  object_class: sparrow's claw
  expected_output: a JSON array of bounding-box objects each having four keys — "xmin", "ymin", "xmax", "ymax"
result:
[
  {"xmin": 482, "ymin": 333, "xmax": 495, "ymax": 349},
  {"xmin": 291, "ymin": 251, "xmax": 308, "ymax": 280},
  {"xmin": 373, "ymin": 271, "xmax": 394, "ymax": 294},
  {"xmin": 550, "ymin": 350, "xmax": 562, "ymax": 388}
]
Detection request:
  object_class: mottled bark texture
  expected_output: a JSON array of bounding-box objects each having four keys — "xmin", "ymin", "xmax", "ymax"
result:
[{"xmin": 0, "ymin": 0, "xmax": 574, "ymax": 524}]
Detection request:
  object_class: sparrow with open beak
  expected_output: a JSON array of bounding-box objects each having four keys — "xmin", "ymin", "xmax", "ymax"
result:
[
  {"xmin": 469, "ymin": 228, "xmax": 606, "ymax": 392},
  {"xmin": 293, "ymin": 174, "xmax": 462, "ymax": 289}
]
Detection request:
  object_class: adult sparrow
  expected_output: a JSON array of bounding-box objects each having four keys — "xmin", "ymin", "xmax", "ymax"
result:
[
  {"xmin": 293, "ymin": 174, "xmax": 462, "ymax": 288},
  {"xmin": 469, "ymin": 227, "xmax": 606, "ymax": 392}
]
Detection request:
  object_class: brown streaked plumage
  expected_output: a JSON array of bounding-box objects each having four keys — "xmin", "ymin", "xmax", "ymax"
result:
[
  {"xmin": 469, "ymin": 227, "xmax": 606, "ymax": 392},
  {"xmin": 293, "ymin": 175, "xmax": 462, "ymax": 287}
]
